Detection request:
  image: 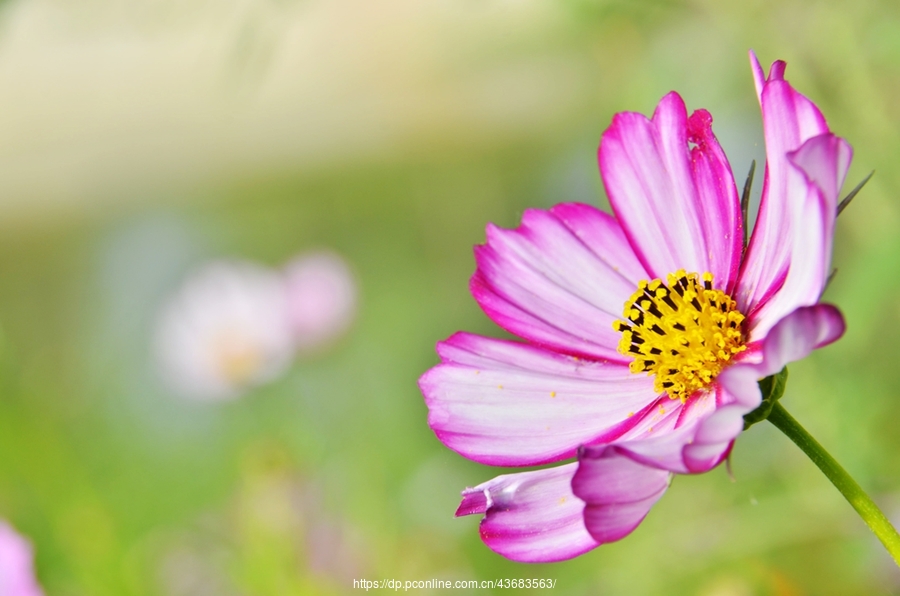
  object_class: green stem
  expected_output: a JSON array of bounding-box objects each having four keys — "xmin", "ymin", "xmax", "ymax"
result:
[{"xmin": 768, "ymin": 402, "xmax": 900, "ymax": 566}]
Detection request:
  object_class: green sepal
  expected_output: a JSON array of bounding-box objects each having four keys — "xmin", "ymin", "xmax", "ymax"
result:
[{"xmin": 742, "ymin": 366, "xmax": 789, "ymax": 430}]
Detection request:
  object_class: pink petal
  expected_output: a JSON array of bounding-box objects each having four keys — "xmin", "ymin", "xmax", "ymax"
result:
[
  {"xmin": 599, "ymin": 92, "xmax": 742, "ymax": 290},
  {"xmin": 593, "ymin": 384, "xmax": 746, "ymax": 475},
  {"xmin": 471, "ymin": 205, "xmax": 647, "ymax": 361},
  {"xmin": 756, "ymin": 303, "xmax": 846, "ymax": 378},
  {"xmin": 789, "ymin": 133, "xmax": 853, "ymax": 204},
  {"xmin": 572, "ymin": 447, "xmax": 671, "ymax": 544},
  {"xmin": 737, "ymin": 52, "xmax": 840, "ymax": 322},
  {"xmin": 606, "ymin": 417, "xmax": 704, "ymax": 474},
  {"xmin": 419, "ymin": 333, "xmax": 661, "ymax": 466},
  {"xmin": 549, "ymin": 202, "xmax": 648, "ymax": 284},
  {"xmin": 682, "ymin": 402, "xmax": 744, "ymax": 473},
  {"xmin": 0, "ymin": 522, "xmax": 44, "ymax": 596},
  {"xmin": 746, "ymin": 134, "xmax": 852, "ymax": 337},
  {"xmin": 713, "ymin": 364, "xmax": 764, "ymax": 410},
  {"xmin": 456, "ymin": 463, "xmax": 600, "ymax": 562},
  {"xmin": 718, "ymin": 303, "xmax": 846, "ymax": 409}
]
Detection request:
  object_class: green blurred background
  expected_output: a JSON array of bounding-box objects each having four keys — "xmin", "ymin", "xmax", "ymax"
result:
[{"xmin": 0, "ymin": 0, "xmax": 899, "ymax": 594}]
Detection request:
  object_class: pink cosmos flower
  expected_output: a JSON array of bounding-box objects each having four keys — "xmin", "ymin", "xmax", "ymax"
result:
[
  {"xmin": 0, "ymin": 522, "xmax": 44, "ymax": 596},
  {"xmin": 418, "ymin": 51, "xmax": 853, "ymax": 562}
]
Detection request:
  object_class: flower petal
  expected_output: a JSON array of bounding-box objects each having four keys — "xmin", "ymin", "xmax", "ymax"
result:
[
  {"xmin": 456, "ymin": 463, "xmax": 599, "ymax": 562},
  {"xmin": 747, "ymin": 134, "xmax": 852, "ymax": 337},
  {"xmin": 599, "ymin": 92, "xmax": 742, "ymax": 289},
  {"xmin": 737, "ymin": 52, "xmax": 846, "ymax": 324},
  {"xmin": 682, "ymin": 401, "xmax": 745, "ymax": 473},
  {"xmin": 419, "ymin": 332, "xmax": 661, "ymax": 466},
  {"xmin": 572, "ymin": 447, "xmax": 671, "ymax": 544},
  {"xmin": 756, "ymin": 303, "xmax": 846, "ymax": 378},
  {"xmin": 471, "ymin": 205, "xmax": 647, "ymax": 361},
  {"xmin": 717, "ymin": 303, "xmax": 846, "ymax": 409},
  {"xmin": 609, "ymin": 417, "xmax": 709, "ymax": 474},
  {"xmin": 582, "ymin": 383, "xmax": 747, "ymax": 475},
  {"xmin": 0, "ymin": 521, "xmax": 44, "ymax": 596}
]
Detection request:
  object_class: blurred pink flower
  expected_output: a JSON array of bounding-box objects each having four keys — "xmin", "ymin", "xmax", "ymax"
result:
[
  {"xmin": 155, "ymin": 260, "xmax": 295, "ymax": 401},
  {"xmin": 419, "ymin": 52, "xmax": 852, "ymax": 562},
  {"xmin": 284, "ymin": 251, "xmax": 356, "ymax": 352},
  {"xmin": 155, "ymin": 252, "xmax": 357, "ymax": 401},
  {"xmin": 0, "ymin": 522, "xmax": 43, "ymax": 596}
]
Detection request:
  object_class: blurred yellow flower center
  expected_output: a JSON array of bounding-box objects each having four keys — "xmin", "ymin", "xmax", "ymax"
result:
[
  {"xmin": 613, "ymin": 270, "xmax": 746, "ymax": 402},
  {"xmin": 212, "ymin": 331, "xmax": 265, "ymax": 385}
]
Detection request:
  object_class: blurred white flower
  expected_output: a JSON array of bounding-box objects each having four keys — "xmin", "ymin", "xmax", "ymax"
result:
[
  {"xmin": 155, "ymin": 260, "xmax": 294, "ymax": 401},
  {"xmin": 155, "ymin": 252, "xmax": 357, "ymax": 401},
  {"xmin": 284, "ymin": 251, "xmax": 356, "ymax": 352},
  {"xmin": 0, "ymin": 522, "xmax": 44, "ymax": 596}
]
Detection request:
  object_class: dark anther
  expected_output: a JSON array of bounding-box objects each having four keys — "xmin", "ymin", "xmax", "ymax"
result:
[
  {"xmin": 667, "ymin": 368, "xmax": 678, "ymax": 375},
  {"xmin": 703, "ymin": 279, "xmax": 712, "ymax": 290},
  {"xmin": 673, "ymin": 322, "xmax": 686, "ymax": 331},
  {"xmin": 691, "ymin": 298, "xmax": 702, "ymax": 311},
  {"xmin": 632, "ymin": 334, "xmax": 645, "ymax": 344},
  {"xmin": 650, "ymin": 324, "xmax": 666, "ymax": 336},
  {"xmin": 662, "ymin": 381, "xmax": 674, "ymax": 388},
  {"xmin": 649, "ymin": 347, "xmax": 662, "ymax": 355},
  {"xmin": 662, "ymin": 294, "xmax": 677, "ymax": 310},
  {"xmin": 629, "ymin": 345, "xmax": 642, "ymax": 354},
  {"xmin": 670, "ymin": 349, "xmax": 679, "ymax": 356},
  {"xmin": 630, "ymin": 312, "xmax": 644, "ymax": 326},
  {"xmin": 646, "ymin": 303, "xmax": 663, "ymax": 318}
]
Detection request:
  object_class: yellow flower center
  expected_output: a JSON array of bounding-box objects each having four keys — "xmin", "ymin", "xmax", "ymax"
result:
[{"xmin": 613, "ymin": 270, "xmax": 747, "ymax": 402}]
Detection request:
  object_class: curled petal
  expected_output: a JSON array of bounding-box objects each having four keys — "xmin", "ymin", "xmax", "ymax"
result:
[
  {"xmin": 789, "ymin": 133, "xmax": 854, "ymax": 205},
  {"xmin": 420, "ymin": 333, "xmax": 661, "ymax": 466},
  {"xmin": 573, "ymin": 447, "xmax": 671, "ymax": 544},
  {"xmin": 682, "ymin": 403, "xmax": 744, "ymax": 473},
  {"xmin": 606, "ymin": 419, "xmax": 702, "ymax": 474},
  {"xmin": 456, "ymin": 464, "xmax": 599, "ymax": 563},
  {"xmin": 747, "ymin": 134, "xmax": 852, "ymax": 338},
  {"xmin": 471, "ymin": 205, "xmax": 647, "ymax": 361},
  {"xmin": 600, "ymin": 92, "xmax": 742, "ymax": 290},
  {"xmin": 594, "ymin": 384, "xmax": 747, "ymax": 475},
  {"xmin": 750, "ymin": 133, "xmax": 853, "ymax": 341},
  {"xmin": 718, "ymin": 303, "xmax": 846, "ymax": 410},
  {"xmin": 736, "ymin": 52, "xmax": 836, "ymax": 315},
  {"xmin": 756, "ymin": 304, "xmax": 846, "ymax": 378},
  {"xmin": 715, "ymin": 364, "xmax": 765, "ymax": 410}
]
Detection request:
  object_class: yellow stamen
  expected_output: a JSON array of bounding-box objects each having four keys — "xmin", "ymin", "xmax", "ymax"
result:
[{"xmin": 613, "ymin": 270, "xmax": 746, "ymax": 402}]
